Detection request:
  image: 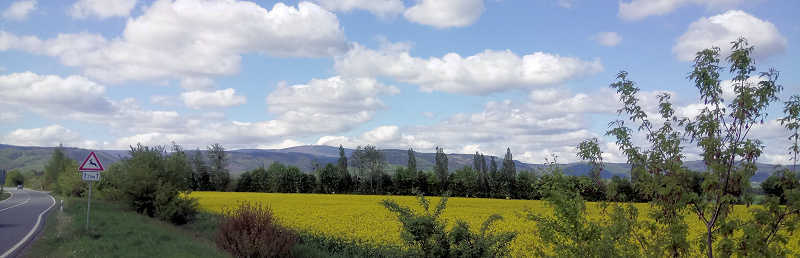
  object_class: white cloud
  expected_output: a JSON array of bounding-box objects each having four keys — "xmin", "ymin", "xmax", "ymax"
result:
[
  {"xmin": 179, "ymin": 77, "xmax": 214, "ymax": 90},
  {"xmin": 150, "ymin": 95, "xmax": 174, "ymax": 106},
  {"xmin": 619, "ymin": 0, "xmax": 745, "ymax": 21},
  {"xmin": 0, "ymin": 1, "xmax": 346, "ymax": 84},
  {"xmin": 403, "ymin": 0, "xmax": 484, "ymax": 28},
  {"xmin": 314, "ymin": 88, "xmax": 617, "ymax": 162},
  {"xmin": 593, "ymin": 32, "xmax": 622, "ymax": 47},
  {"xmin": 316, "ymin": 0, "xmax": 404, "ymax": 18},
  {"xmin": 673, "ymin": 10, "xmax": 786, "ymax": 61},
  {"xmin": 256, "ymin": 139, "xmax": 305, "ymax": 149},
  {"xmin": 266, "ymin": 76, "xmax": 399, "ymax": 133},
  {"xmin": 1, "ymin": 125, "xmax": 81, "ymax": 147},
  {"xmin": 0, "ymin": 111, "xmax": 20, "ymax": 122},
  {"xmin": 180, "ymin": 88, "xmax": 246, "ymax": 109},
  {"xmin": 361, "ymin": 125, "xmax": 401, "ymax": 143},
  {"xmin": 0, "ymin": 72, "xmax": 113, "ymax": 116},
  {"xmin": 335, "ymin": 43, "xmax": 602, "ymax": 95},
  {"xmin": 2, "ymin": 0, "xmax": 36, "ymax": 21},
  {"xmin": 557, "ymin": 0, "xmax": 573, "ymax": 8},
  {"xmin": 69, "ymin": 0, "xmax": 137, "ymax": 19}
]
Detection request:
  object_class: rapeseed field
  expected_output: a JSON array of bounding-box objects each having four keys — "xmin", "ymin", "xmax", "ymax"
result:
[{"xmin": 192, "ymin": 192, "xmax": 799, "ymax": 257}]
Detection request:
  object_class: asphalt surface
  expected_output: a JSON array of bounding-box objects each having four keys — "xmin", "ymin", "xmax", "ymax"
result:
[{"xmin": 0, "ymin": 188, "xmax": 55, "ymax": 258}]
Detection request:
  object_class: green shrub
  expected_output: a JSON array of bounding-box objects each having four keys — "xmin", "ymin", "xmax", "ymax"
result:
[
  {"xmin": 216, "ymin": 202, "xmax": 297, "ymax": 258},
  {"xmin": 155, "ymin": 183, "xmax": 198, "ymax": 225},
  {"xmin": 382, "ymin": 192, "xmax": 516, "ymax": 257},
  {"xmin": 448, "ymin": 215, "xmax": 516, "ymax": 257}
]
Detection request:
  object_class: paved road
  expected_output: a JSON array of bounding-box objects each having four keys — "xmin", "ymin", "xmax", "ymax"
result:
[{"xmin": 0, "ymin": 189, "xmax": 55, "ymax": 258}]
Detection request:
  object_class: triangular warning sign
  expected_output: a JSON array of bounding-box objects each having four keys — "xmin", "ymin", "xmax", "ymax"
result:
[{"xmin": 79, "ymin": 151, "xmax": 104, "ymax": 171}]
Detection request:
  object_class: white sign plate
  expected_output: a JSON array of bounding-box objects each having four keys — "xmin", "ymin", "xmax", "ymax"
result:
[{"xmin": 82, "ymin": 171, "xmax": 101, "ymax": 181}]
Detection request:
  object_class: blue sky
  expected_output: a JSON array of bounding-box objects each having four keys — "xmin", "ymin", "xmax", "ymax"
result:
[{"xmin": 0, "ymin": 0, "xmax": 798, "ymax": 164}]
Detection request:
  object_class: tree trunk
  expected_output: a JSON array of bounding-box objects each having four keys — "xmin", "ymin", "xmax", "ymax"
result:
[{"xmin": 706, "ymin": 224, "xmax": 714, "ymax": 258}]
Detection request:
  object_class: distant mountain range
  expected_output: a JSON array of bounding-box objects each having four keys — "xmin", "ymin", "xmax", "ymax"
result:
[{"xmin": 0, "ymin": 144, "xmax": 795, "ymax": 184}]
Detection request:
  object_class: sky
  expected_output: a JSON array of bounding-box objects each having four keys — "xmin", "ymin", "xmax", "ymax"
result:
[{"xmin": 0, "ymin": 0, "xmax": 798, "ymax": 164}]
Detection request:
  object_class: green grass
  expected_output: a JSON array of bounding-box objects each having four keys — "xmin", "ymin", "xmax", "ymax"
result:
[
  {"xmin": 24, "ymin": 197, "xmax": 229, "ymax": 258},
  {"xmin": 0, "ymin": 190, "xmax": 9, "ymax": 201}
]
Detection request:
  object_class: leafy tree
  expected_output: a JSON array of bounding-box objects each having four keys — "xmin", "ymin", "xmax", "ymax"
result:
[
  {"xmin": 207, "ymin": 143, "xmax": 231, "ymax": 191},
  {"xmin": 317, "ymin": 163, "xmax": 339, "ymax": 194},
  {"xmin": 480, "ymin": 154, "xmax": 488, "ymax": 197},
  {"xmin": 514, "ymin": 170, "xmax": 538, "ymax": 200},
  {"xmin": 351, "ymin": 145, "xmax": 386, "ymax": 193},
  {"xmin": 683, "ymin": 38, "xmax": 783, "ymax": 257},
  {"xmin": 500, "ymin": 148, "xmax": 516, "ymax": 198},
  {"xmin": 104, "ymin": 144, "xmax": 198, "ymax": 224},
  {"xmin": 57, "ymin": 160, "xmax": 84, "ymax": 197},
  {"xmin": 408, "ymin": 147, "xmax": 417, "ymax": 175},
  {"xmin": 577, "ymin": 138, "xmax": 603, "ymax": 184},
  {"xmin": 450, "ymin": 166, "xmax": 478, "ymax": 197},
  {"xmin": 528, "ymin": 157, "xmax": 642, "ymax": 257},
  {"xmin": 780, "ymin": 95, "xmax": 800, "ymax": 172},
  {"xmin": 435, "ymin": 147, "xmax": 448, "ymax": 193},
  {"xmin": 393, "ymin": 167, "xmax": 416, "ymax": 195},
  {"xmin": 165, "ymin": 143, "xmax": 192, "ymax": 191},
  {"xmin": 761, "ymin": 169, "xmax": 798, "ymax": 204},
  {"xmin": 6, "ymin": 170, "xmax": 24, "ymax": 186},
  {"xmin": 190, "ymin": 148, "xmax": 212, "ymax": 191},
  {"xmin": 736, "ymin": 94, "xmax": 800, "ymax": 256},
  {"xmin": 603, "ymin": 38, "xmax": 784, "ymax": 257},
  {"xmin": 43, "ymin": 144, "xmax": 68, "ymax": 191}
]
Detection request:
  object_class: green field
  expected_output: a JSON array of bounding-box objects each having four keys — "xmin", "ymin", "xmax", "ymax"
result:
[{"xmin": 24, "ymin": 197, "xmax": 229, "ymax": 258}]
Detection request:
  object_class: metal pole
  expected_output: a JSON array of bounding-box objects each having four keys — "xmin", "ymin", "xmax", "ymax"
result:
[{"xmin": 86, "ymin": 181, "xmax": 92, "ymax": 231}]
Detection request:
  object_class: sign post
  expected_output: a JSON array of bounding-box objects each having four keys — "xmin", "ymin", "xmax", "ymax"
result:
[
  {"xmin": 79, "ymin": 152, "xmax": 104, "ymax": 231},
  {"xmin": 1, "ymin": 169, "xmax": 5, "ymax": 193}
]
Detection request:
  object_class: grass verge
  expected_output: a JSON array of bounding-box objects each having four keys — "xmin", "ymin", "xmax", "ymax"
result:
[
  {"xmin": 23, "ymin": 197, "xmax": 229, "ymax": 258},
  {"xmin": 0, "ymin": 191, "xmax": 9, "ymax": 201}
]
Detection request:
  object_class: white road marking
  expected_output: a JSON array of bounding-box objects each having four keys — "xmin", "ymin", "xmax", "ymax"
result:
[
  {"xmin": 0, "ymin": 191, "xmax": 30, "ymax": 213},
  {"xmin": 0, "ymin": 193, "xmax": 56, "ymax": 258},
  {"xmin": 0, "ymin": 191, "xmax": 14, "ymax": 204}
]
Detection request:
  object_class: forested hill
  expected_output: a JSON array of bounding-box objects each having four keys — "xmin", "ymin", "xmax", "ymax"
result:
[{"xmin": 0, "ymin": 144, "xmax": 794, "ymax": 183}]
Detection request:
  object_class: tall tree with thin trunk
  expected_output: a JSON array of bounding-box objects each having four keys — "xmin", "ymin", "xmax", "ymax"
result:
[
  {"xmin": 501, "ymin": 148, "xmax": 516, "ymax": 197},
  {"xmin": 435, "ymin": 147, "xmax": 448, "ymax": 193},
  {"xmin": 207, "ymin": 143, "xmax": 230, "ymax": 191},
  {"xmin": 780, "ymin": 95, "xmax": 800, "ymax": 173},
  {"xmin": 408, "ymin": 147, "xmax": 417, "ymax": 175}
]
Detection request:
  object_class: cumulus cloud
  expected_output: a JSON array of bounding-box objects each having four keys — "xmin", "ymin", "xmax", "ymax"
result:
[
  {"xmin": 2, "ymin": 0, "xmax": 36, "ymax": 21},
  {"xmin": 314, "ymin": 88, "xmax": 618, "ymax": 162},
  {"xmin": 619, "ymin": 0, "xmax": 745, "ymax": 21},
  {"xmin": 0, "ymin": 1, "xmax": 347, "ymax": 84},
  {"xmin": 316, "ymin": 0, "xmax": 404, "ymax": 18},
  {"xmin": 181, "ymin": 88, "xmax": 246, "ymax": 109},
  {"xmin": 0, "ymin": 72, "xmax": 189, "ymax": 137},
  {"xmin": 673, "ymin": 10, "xmax": 786, "ymax": 61},
  {"xmin": 403, "ymin": 0, "xmax": 484, "ymax": 28},
  {"xmin": 266, "ymin": 76, "xmax": 399, "ymax": 133},
  {"xmin": 0, "ymin": 72, "xmax": 113, "ymax": 116},
  {"xmin": 1, "ymin": 125, "xmax": 81, "ymax": 147},
  {"xmin": 593, "ymin": 32, "xmax": 622, "ymax": 47},
  {"xmin": 335, "ymin": 43, "xmax": 603, "ymax": 95},
  {"xmin": 361, "ymin": 125, "xmax": 401, "ymax": 143},
  {"xmin": 69, "ymin": 0, "xmax": 137, "ymax": 19}
]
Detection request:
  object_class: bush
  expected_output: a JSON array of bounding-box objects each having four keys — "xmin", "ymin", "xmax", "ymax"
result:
[
  {"xmin": 216, "ymin": 202, "xmax": 298, "ymax": 258},
  {"xmin": 382, "ymin": 192, "xmax": 516, "ymax": 257},
  {"xmin": 155, "ymin": 183, "xmax": 198, "ymax": 225},
  {"xmin": 449, "ymin": 214, "xmax": 516, "ymax": 258}
]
